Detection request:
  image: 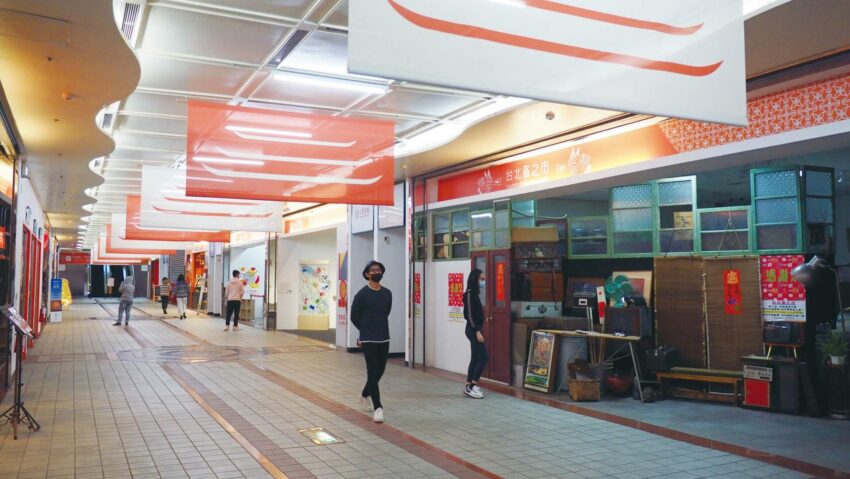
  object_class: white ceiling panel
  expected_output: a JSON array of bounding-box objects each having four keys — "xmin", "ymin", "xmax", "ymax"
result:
[
  {"xmin": 116, "ymin": 115, "xmax": 187, "ymax": 136},
  {"xmin": 113, "ymin": 131, "xmax": 185, "ymax": 152},
  {"xmin": 281, "ymin": 30, "xmax": 347, "ymax": 75},
  {"xmin": 190, "ymin": 0, "xmax": 316, "ymax": 20},
  {"xmin": 252, "ymin": 75, "xmax": 377, "ymax": 110},
  {"xmin": 122, "ymin": 92, "xmax": 188, "ymax": 117},
  {"xmin": 321, "ymin": 0, "xmax": 348, "ymax": 28},
  {"xmin": 137, "ymin": 54, "xmax": 255, "ymax": 96},
  {"xmin": 142, "ymin": 6, "xmax": 290, "ymax": 65},
  {"xmin": 364, "ymin": 89, "xmax": 485, "ymax": 118}
]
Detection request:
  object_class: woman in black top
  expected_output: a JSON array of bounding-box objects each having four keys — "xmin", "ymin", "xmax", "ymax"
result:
[
  {"xmin": 350, "ymin": 260, "xmax": 392, "ymax": 423},
  {"xmin": 463, "ymin": 269, "xmax": 488, "ymax": 399}
]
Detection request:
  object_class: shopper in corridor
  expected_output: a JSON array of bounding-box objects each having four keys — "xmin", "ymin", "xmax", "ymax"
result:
[
  {"xmin": 351, "ymin": 260, "xmax": 392, "ymax": 423},
  {"xmin": 113, "ymin": 275, "xmax": 135, "ymax": 327},
  {"xmin": 158, "ymin": 276, "xmax": 172, "ymax": 315},
  {"xmin": 224, "ymin": 269, "xmax": 245, "ymax": 331},
  {"xmin": 174, "ymin": 274, "xmax": 189, "ymax": 319},
  {"xmin": 463, "ymin": 269, "xmax": 488, "ymax": 399}
]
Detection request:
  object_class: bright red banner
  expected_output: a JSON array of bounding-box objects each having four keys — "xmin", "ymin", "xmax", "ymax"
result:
[
  {"xmin": 59, "ymin": 250, "xmax": 90, "ymax": 264},
  {"xmin": 105, "ymin": 226, "xmax": 177, "ymax": 255},
  {"xmin": 723, "ymin": 269, "xmax": 743, "ymax": 315},
  {"xmin": 448, "ymin": 272, "xmax": 465, "ymax": 321},
  {"xmin": 495, "ymin": 263, "xmax": 506, "ymax": 302},
  {"xmin": 414, "ymin": 272, "xmax": 421, "ymax": 305},
  {"xmin": 185, "ymin": 101, "xmax": 395, "ymax": 205},
  {"xmin": 124, "ymin": 196, "xmax": 232, "ymax": 242}
]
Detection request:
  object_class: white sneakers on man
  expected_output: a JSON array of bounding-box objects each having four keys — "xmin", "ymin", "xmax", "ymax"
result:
[
  {"xmin": 373, "ymin": 407, "xmax": 384, "ymax": 423},
  {"xmin": 464, "ymin": 384, "xmax": 484, "ymax": 399}
]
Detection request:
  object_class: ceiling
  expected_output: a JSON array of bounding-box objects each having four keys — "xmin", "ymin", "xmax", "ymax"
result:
[{"xmin": 0, "ymin": 0, "xmax": 140, "ymax": 243}]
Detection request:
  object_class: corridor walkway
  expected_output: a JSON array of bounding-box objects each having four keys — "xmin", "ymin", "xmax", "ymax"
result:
[{"xmin": 0, "ymin": 301, "xmax": 817, "ymax": 478}]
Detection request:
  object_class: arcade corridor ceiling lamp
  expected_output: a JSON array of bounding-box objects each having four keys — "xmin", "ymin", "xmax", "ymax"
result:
[{"xmin": 274, "ymin": 72, "xmax": 389, "ymax": 96}]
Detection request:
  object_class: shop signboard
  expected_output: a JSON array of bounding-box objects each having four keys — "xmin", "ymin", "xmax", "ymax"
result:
[
  {"xmin": 140, "ymin": 166, "xmax": 284, "ymax": 232},
  {"xmin": 523, "ymin": 330, "xmax": 559, "ymax": 393},
  {"xmin": 350, "ymin": 0, "xmax": 746, "ymax": 125},
  {"xmin": 185, "ymin": 100, "xmax": 395, "ymax": 205},
  {"xmin": 759, "ymin": 255, "xmax": 806, "ymax": 322},
  {"xmin": 59, "ymin": 250, "xmax": 90, "ymax": 265},
  {"xmin": 448, "ymin": 272, "xmax": 464, "ymax": 322},
  {"xmin": 49, "ymin": 278, "xmax": 62, "ymax": 312},
  {"xmin": 724, "ymin": 269, "xmax": 743, "ymax": 315}
]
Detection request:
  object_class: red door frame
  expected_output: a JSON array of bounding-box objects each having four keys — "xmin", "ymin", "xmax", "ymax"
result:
[
  {"xmin": 32, "ymin": 233, "xmax": 43, "ymax": 338},
  {"xmin": 20, "ymin": 226, "xmax": 30, "ymax": 330},
  {"xmin": 471, "ymin": 249, "xmax": 512, "ymax": 384}
]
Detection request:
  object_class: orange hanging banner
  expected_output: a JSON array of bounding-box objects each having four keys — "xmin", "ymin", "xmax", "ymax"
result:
[
  {"xmin": 124, "ymin": 195, "xmax": 232, "ymax": 243},
  {"xmin": 186, "ymin": 100, "xmax": 395, "ymax": 205}
]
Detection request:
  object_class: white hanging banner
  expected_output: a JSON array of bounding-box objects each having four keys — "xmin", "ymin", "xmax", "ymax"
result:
[
  {"xmin": 349, "ymin": 0, "xmax": 746, "ymax": 125},
  {"xmin": 107, "ymin": 221, "xmax": 196, "ymax": 251},
  {"xmin": 140, "ymin": 166, "xmax": 285, "ymax": 232}
]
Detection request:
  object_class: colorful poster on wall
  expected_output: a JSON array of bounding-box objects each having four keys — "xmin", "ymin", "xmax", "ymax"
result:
[
  {"xmin": 524, "ymin": 330, "xmax": 559, "ymax": 393},
  {"xmin": 337, "ymin": 252, "xmax": 348, "ymax": 325},
  {"xmin": 300, "ymin": 263, "xmax": 331, "ymax": 316},
  {"xmin": 760, "ymin": 255, "xmax": 806, "ymax": 322},
  {"xmin": 724, "ymin": 269, "xmax": 743, "ymax": 315},
  {"xmin": 448, "ymin": 272, "xmax": 464, "ymax": 322},
  {"xmin": 240, "ymin": 266, "xmax": 262, "ymax": 297},
  {"xmin": 413, "ymin": 272, "xmax": 423, "ymax": 322}
]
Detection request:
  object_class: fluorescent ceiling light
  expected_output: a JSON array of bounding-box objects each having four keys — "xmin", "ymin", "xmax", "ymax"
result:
[
  {"xmin": 274, "ymin": 73, "xmax": 389, "ymax": 96},
  {"xmin": 491, "ymin": 0, "xmax": 526, "ymax": 7},
  {"xmin": 194, "ymin": 156, "xmax": 264, "ymax": 166},
  {"xmin": 225, "ymin": 125, "xmax": 312, "ymax": 139}
]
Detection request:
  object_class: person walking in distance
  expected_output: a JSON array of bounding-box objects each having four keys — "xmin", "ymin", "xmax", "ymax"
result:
[
  {"xmin": 113, "ymin": 275, "xmax": 135, "ymax": 327},
  {"xmin": 351, "ymin": 261, "xmax": 392, "ymax": 423},
  {"xmin": 174, "ymin": 274, "xmax": 189, "ymax": 320},
  {"xmin": 463, "ymin": 269, "xmax": 488, "ymax": 399},
  {"xmin": 224, "ymin": 270, "xmax": 245, "ymax": 331},
  {"xmin": 158, "ymin": 277, "xmax": 172, "ymax": 315}
]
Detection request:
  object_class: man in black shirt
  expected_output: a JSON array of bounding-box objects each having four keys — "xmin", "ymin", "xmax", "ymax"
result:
[{"xmin": 351, "ymin": 260, "xmax": 392, "ymax": 423}]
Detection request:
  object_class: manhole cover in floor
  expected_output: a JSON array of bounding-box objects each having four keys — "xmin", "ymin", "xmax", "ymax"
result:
[{"xmin": 116, "ymin": 345, "xmax": 263, "ymax": 363}]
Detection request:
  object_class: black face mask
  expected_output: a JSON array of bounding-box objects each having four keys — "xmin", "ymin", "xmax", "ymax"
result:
[{"xmin": 370, "ymin": 273, "xmax": 383, "ymax": 282}]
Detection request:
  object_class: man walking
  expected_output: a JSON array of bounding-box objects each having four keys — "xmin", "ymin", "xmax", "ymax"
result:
[
  {"xmin": 113, "ymin": 276, "xmax": 135, "ymax": 327},
  {"xmin": 224, "ymin": 269, "xmax": 245, "ymax": 331},
  {"xmin": 351, "ymin": 261, "xmax": 392, "ymax": 423},
  {"xmin": 158, "ymin": 277, "xmax": 172, "ymax": 315}
]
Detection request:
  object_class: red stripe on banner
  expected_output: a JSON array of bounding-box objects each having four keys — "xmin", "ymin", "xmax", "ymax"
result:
[
  {"xmin": 524, "ymin": 1, "xmax": 702, "ymax": 35},
  {"xmin": 387, "ymin": 0, "xmax": 721, "ymax": 77},
  {"xmin": 105, "ymin": 226, "xmax": 178, "ymax": 255},
  {"xmin": 185, "ymin": 101, "xmax": 395, "ymax": 205},
  {"xmin": 124, "ymin": 195, "xmax": 232, "ymax": 242}
]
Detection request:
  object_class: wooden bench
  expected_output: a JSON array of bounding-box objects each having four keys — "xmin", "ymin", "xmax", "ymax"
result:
[{"xmin": 654, "ymin": 367, "xmax": 742, "ymax": 404}]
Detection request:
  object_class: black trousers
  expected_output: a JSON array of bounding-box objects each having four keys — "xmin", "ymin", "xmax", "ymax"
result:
[
  {"xmin": 160, "ymin": 295, "xmax": 169, "ymax": 312},
  {"xmin": 225, "ymin": 300, "xmax": 241, "ymax": 326},
  {"xmin": 361, "ymin": 341, "xmax": 390, "ymax": 409},
  {"xmin": 466, "ymin": 327, "xmax": 489, "ymax": 383}
]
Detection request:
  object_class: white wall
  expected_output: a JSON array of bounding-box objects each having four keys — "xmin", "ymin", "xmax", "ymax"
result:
[
  {"xmin": 230, "ymin": 243, "xmax": 266, "ymax": 299},
  {"xmin": 424, "ymin": 259, "xmax": 472, "ymax": 374},
  {"xmin": 276, "ymin": 228, "xmax": 338, "ymax": 330},
  {"xmin": 374, "ymin": 226, "xmax": 406, "ymax": 355},
  {"xmin": 347, "ymin": 230, "xmax": 373, "ymax": 348}
]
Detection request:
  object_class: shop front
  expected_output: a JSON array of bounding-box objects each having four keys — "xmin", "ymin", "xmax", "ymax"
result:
[
  {"xmin": 409, "ymin": 71, "xmax": 850, "ymax": 414},
  {"xmin": 228, "ymin": 232, "xmax": 267, "ymax": 328}
]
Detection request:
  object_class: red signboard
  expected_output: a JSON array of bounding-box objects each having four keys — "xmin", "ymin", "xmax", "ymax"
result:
[
  {"xmin": 495, "ymin": 263, "xmax": 505, "ymax": 302},
  {"xmin": 760, "ymin": 255, "xmax": 806, "ymax": 322},
  {"xmin": 59, "ymin": 251, "xmax": 90, "ymax": 264},
  {"xmin": 413, "ymin": 272, "xmax": 421, "ymax": 305},
  {"xmin": 185, "ymin": 100, "xmax": 395, "ymax": 205},
  {"xmin": 124, "ymin": 195, "xmax": 232, "ymax": 242},
  {"xmin": 724, "ymin": 269, "xmax": 743, "ymax": 315},
  {"xmin": 448, "ymin": 272, "xmax": 464, "ymax": 321}
]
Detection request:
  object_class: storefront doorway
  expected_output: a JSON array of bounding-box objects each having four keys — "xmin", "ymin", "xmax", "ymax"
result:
[{"xmin": 471, "ymin": 249, "xmax": 512, "ymax": 384}]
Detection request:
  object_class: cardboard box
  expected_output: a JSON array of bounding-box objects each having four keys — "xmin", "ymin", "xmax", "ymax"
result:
[{"xmin": 511, "ymin": 227, "xmax": 559, "ymax": 243}]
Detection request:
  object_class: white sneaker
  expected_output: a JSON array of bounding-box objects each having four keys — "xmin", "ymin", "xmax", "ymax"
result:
[
  {"xmin": 373, "ymin": 407, "xmax": 384, "ymax": 423},
  {"xmin": 464, "ymin": 385, "xmax": 483, "ymax": 399},
  {"xmin": 233, "ymin": 326, "xmax": 240, "ymax": 331},
  {"xmin": 359, "ymin": 396, "xmax": 372, "ymax": 412},
  {"xmin": 223, "ymin": 326, "xmax": 230, "ymax": 331},
  {"xmin": 472, "ymin": 385, "xmax": 484, "ymax": 398}
]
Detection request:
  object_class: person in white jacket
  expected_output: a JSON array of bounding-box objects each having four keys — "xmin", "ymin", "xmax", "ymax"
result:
[
  {"xmin": 224, "ymin": 270, "xmax": 245, "ymax": 331},
  {"xmin": 113, "ymin": 276, "xmax": 135, "ymax": 327}
]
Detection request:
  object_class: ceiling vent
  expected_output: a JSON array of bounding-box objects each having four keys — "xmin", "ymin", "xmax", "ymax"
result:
[
  {"xmin": 266, "ymin": 29, "xmax": 309, "ymax": 68},
  {"xmin": 101, "ymin": 113, "xmax": 114, "ymax": 131},
  {"xmin": 120, "ymin": 2, "xmax": 142, "ymax": 43}
]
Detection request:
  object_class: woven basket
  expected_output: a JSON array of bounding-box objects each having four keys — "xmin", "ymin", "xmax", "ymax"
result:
[{"xmin": 568, "ymin": 378, "xmax": 601, "ymax": 402}]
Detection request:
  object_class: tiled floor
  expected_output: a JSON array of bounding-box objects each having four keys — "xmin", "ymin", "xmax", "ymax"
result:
[{"xmin": 0, "ymin": 300, "xmax": 835, "ymax": 478}]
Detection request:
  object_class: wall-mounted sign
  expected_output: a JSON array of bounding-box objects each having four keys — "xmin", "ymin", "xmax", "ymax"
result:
[
  {"xmin": 59, "ymin": 251, "xmax": 90, "ymax": 264},
  {"xmin": 350, "ymin": 0, "xmax": 746, "ymax": 125},
  {"xmin": 186, "ymin": 100, "xmax": 395, "ymax": 205},
  {"xmin": 724, "ymin": 269, "xmax": 743, "ymax": 315},
  {"xmin": 760, "ymin": 255, "xmax": 806, "ymax": 322},
  {"xmin": 350, "ymin": 205, "xmax": 374, "ymax": 234},
  {"xmin": 448, "ymin": 272, "xmax": 464, "ymax": 322}
]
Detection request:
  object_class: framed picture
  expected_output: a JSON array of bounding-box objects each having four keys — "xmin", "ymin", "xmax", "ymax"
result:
[
  {"xmin": 523, "ymin": 330, "xmax": 560, "ymax": 393},
  {"xmin": 673, "ymin": 211, "xmax": 694, "ymax": 229},
  {"xmin": 565, "ymin": 277, "xmax": 604, "ymax": 308},
  {"xmin": 612, "ymin": 270, "xmax": 653, "ymax": 305}
]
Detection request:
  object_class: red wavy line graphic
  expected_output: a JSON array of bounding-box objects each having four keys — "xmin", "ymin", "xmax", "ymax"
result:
[
  {"xmin": 387, "ymin": 0, "xmax": 721, "ymax": 77},
  {"xmin": 162, "ymin": 196, "xmax": 260, "ymax": 206},
  {"xmin": 524, "ymin": 0, "xmax": 702, "ymax": 35},
  {"xmin": 152, "ymin": 205, "xmax": 274, "ymax": 218}
]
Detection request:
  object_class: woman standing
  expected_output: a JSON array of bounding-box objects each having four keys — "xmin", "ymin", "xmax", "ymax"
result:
[
  {"xmin": 113, "ymin": 276, "xmax": 135, "ymax": 327},
  {"xmin": 174, "ymin": 274, "xmax": 189, "ymax": 320},
  {"xmin": 351, "ymin": 261, "xmax": 392, "ymax": 423},
  {"xmin": 158, "ymin": 277, "xmax": 172, "ymax": 315},
  {"xmin": 463, "ymin": 269, "xmax": 488, "ymax": 399}
]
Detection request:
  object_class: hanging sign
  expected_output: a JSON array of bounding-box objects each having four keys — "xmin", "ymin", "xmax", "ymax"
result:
[
  {"xmin": 59, "ymin": 250, "xmax": 90, "ymax": 265},
  {"xmin": 105, "ymin": 226, "xmax": 185, "ymax": 254},
  {"xmin": 140, "ymin": 166, "xmax": 284, "ymax": 232},
  {"xmin": 448, "ymin": 272, "xmax": 464, "ymax": 322},
  {"xmin": 724, "ymin": 269, "xmax": 743, "ymax": 315},
  {"xmin": 350, "ymin": 0, "xmax": 746, "ymax": 126},
  {"xmin": 760, "ymin": 255, "xmax": 806, "ymax": 322},
  {"xmin": 116, "ymin": 207, "xmax": 231, "ymax": 243},
  {"xmin": 185, "ymin": 100, "xmax": 395, "ymax": 205}
]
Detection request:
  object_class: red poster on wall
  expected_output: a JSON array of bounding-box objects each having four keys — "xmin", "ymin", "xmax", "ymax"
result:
[
  {"xmin": 495, "ymin": 263, "xmax": 505, "ymax": 302},
  {"xmin": 414, "ymin": 272, "xmax": 421, "ymax": 305},
  {"xmin": 724, "ymin": 269, "xmax": 743, "ymax": 315},
  {"xmin": 760, "ymin": 255, "xmax": 806, "ymax": 322},
  {"xmin": 186, "ymin": 100, "xmax": 395, "ymax": 205},
  {"xmin": 448, "ymin": 273, "xmax": 464, "ymax": 322}
]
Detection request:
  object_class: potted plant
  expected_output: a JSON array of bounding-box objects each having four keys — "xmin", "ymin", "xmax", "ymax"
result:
[{"xmin": 821, "ymin": 332, "xmax": 848, "ymax": 366}]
